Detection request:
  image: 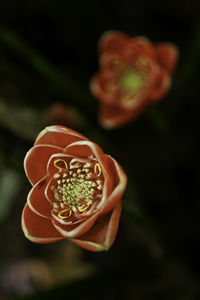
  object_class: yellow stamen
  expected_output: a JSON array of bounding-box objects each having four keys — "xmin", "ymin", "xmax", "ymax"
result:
[
  {"xmin": 78, "ymin": 202, "xmax": 90, "ymax": 212},
  {"xmin": 94, "ymin": 163, "xmax": 101, "ymax": 177},
  {"xmin": 54, "ymin": 159, "xmax": 68, "ymax": 171},
  {"xmin": 58, "ymin": 208, "xmax": 72, "ymax": 219}
]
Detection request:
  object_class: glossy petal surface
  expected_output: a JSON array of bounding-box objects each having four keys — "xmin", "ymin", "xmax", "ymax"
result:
[
  {"xmin": 35, "ymin": 125, "xmax": 87, "ymax": 148},
  {"xmin": 24, "ymin": 145, "xmax": 62, "ymax": 185},
  {"xmin": 22, "ymin": 204, "xmax": 63, "ymax": 243}
]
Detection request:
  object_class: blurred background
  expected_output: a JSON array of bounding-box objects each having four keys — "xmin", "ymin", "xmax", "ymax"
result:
[{"xmin": 0, "ymin": 0, "xmax": 200, "ymax": 299}]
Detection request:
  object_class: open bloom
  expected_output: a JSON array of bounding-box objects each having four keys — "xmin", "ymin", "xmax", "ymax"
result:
[
  {"xmin": 90, "ymin": 31, "xmax": 178, "ymax": 129},
  {"xmin": 22, "ymin": 125, "xmax": 127, "ymax": 251}
]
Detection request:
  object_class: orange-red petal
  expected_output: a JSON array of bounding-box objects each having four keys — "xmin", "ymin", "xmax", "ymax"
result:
[
  {"xmin": 35, "ymin": 125, "xmax": 87, "ymax": 148},
  {"xmin": 24, "ymin": 144, "xmax": 62, "ymax": 185},
  {"xmin": 21, "ymin": 203, "xmax": 63, "ymax": 243},
  {"xmin": 98, "ymin": 156, "xmax": 127, "ymax": 214},
  {"xmin": 98, "ymin": 103, "xmax": 143, "ymax": 129},
  {"xmin": 70, "ymin": 201, "xmax": 122, "ymax": 251},
  {"xmin": 156, "ymin": 43, "xmax": 179, "ymax": 75},
  {"xmin": 27, "ymin": 177, "xmax": 51, "ymax": 218},
  {"xmin": 52, "ymin": 212, "xmax": 99, "ymax": 239},
  {"xmin": 149, "ymin": 68, "xmax": 171, "ymax": 103},
  {"xmin": 99, "ymin": 30, "xmax": 130, "ymax": 54}
]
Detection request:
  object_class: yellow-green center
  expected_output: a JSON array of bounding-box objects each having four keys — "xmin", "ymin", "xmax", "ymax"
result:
[{"xmin": 120, "ymin": 70, "xmax": 144, "ymax": 93}]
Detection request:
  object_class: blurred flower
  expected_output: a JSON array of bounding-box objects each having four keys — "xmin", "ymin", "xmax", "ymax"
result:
[
  {"xmin": 90, "ymin": 31, "xmax": 178, "ymax": 129},
  {"xmin": 43, "ymin": 102, "xmax": 84, "ymax": 129},
  {"xmin": 22, "ymin": 125, "xmax": 127, "ymax": 251}
]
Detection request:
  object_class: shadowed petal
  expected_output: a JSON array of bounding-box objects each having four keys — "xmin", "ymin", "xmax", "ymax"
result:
[
  {"xmin": 27, "ymin": 177, "xmax": 51, "ymax": 218},
  {"xmin": 52, "ymin": 213, "xmax": 98, "ymax": 239},
  {"xmin": 24, "ymin": 145, "xmax": 62, "ymax": 185},
  {"xmin": 35, "ymin": 125, "xmax": 87, "ymax": 148},
  {"xmin": 156, "ymin": 43, "xmax": 179, "ymax": 74},
  {"xmin": 70, "ymin": 201, "xmax": 122, "ymax": 251},
  {"xmin": 21, "ymin": 204, "xmax": 63, "ymax": 243}
]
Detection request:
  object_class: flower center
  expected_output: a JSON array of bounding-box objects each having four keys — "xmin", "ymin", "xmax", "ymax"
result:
[
  {"xmin": 120, "ymin": 70, "xmax": 144, "ymax": 93},
  {"xmin": 51, "ymin": 159, "xmax": 103, "ymax": 219}
]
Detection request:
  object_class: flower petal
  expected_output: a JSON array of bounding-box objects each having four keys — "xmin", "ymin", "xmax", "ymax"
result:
[
  {"xmin": 27, "ymin": 177, "xmax": 51, "ymax": 218},
  {"xmin": 90, "ymin": 69, "xmax": 118, "ymax": 105},
  {"xmin": 156, "ymin": 43, "xmax": 179, "ymax": 75},
  {"xmin": 70, "ymin": 201, "xmax": 122, "ymax": 251},
  {"xmin": 99, "ymin": 30, "xmax": 130, "ymax": 54},
  {"xmin": 24, "ymin": 145, "xmax": 62, "ymax": 185},
  {"xmin": 98, "ymin": 156, "xmax": 127, "ymax": 214},
  {"xmin": 21, "ymin": 204, "xmax": 63, "ymax": 243},
  {"xmin": 98, "ymin": 103, "xmax": 144, "ymax": 129},
  {"xmin": 35, "ymin": 125, "xmax": 87, "ymax": 148},
  {"xmin": 149, "ymin": 69, "xmax": 171, "ymax": 103},
  {"xmin": 52, "ymin": 212, "xmax": 98, "ymax": 239}
]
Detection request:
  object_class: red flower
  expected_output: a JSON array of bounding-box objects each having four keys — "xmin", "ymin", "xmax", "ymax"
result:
[
  {"xmin": 22, "ymin": 125, "xmax": 127, "ymax": 251},
  {"xmin": 90, "ymin": 31, "xmax": 178, "ymax": 129}
]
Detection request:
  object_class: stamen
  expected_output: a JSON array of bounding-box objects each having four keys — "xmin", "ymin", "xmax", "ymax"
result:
[
  {"xmin": 58, "ymin": 208, "xmax": 72, "ymax": 219},
  {"xmin": 94, "ymin": 163, "xmax": 101, "ymax": 177},
  {"xmin": 54, "ymin": 159, "xmax": 68, "ymax": 171}
]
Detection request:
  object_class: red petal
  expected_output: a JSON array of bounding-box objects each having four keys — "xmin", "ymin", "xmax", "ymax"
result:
[
  {"xmin": 70, "ymin": 201, "xmax": 122, "ymax": 251},
  {"xmin": 35, "ymin": 125, "xmax": 87, "ymax": 148},
  {"xmin": 156, "ymin": 43, "xmax": 179, "ymax": 74},
  {"xmin": 98, "ymin": 156, "xmax": 127, "ymax": 214},
  {"xmin": 27, "ymin": 177, "xmax": 51, "ymax": 218},
  {"xmin": 149, "ymin": 69, "xmax": 171, "ymax": 103},
  {"xmin": 90, "ymin": 69, "xmax": 118, "ymax": 105},
  {"xmin": 24, "ymin": 145, "xmax": 62, "ymax": 185},
  {"xmin": 98, "ymin": 103, "xmax": 145, "ymax": 129},
  {"xmin": 21, "ymin": 204, "xmax": 62, "ymax": 243},
  {"xmin": 52, "ymin": 213, "xmax": 98, "ymax": 239},
  {"xmin": 99, "ymin": 31, "xmax": 130, "ymax": 54}
]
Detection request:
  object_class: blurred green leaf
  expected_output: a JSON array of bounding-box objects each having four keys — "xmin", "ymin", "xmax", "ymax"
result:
[{"xmin": 0, "ymin": 169, "xmax": 22, "ymax": 222}]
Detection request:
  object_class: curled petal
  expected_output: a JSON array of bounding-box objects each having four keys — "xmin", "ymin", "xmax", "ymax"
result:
[
  {"xmin": 156, "ymin": 43, "xmax": 179, "ymax": 75},
  {"xmin": 35, "ymin": 125, "xmax": 87, "ymax": 148},
  {"xmin": 24, "ymin": 145, "xmax": 63, "ymax": 185},
  {"xmin": 70, "ymin": 201, "xmax": 122, "ymax": 251},
  {"xmin": 52, "ymin": 213, "xmax": 98, "ymax": 239},
  {"xmin": 27, "ymin": 177, "xmax": 51, "ymax": 218},
  {"xmin": 21, "ymin": 204, "xmax": 63, "ymax": 243},
  {"xmin": 98, "ymin": 156, "xmax": 127, "ymax": 214}
]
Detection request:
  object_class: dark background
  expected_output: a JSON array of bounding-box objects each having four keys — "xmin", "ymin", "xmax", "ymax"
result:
[{"xmin": 0, "ymin": 0, "xmax": 200, "ymax": 299}]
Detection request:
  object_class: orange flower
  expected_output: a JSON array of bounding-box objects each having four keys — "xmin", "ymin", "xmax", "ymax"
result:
[
  {"xmin": 90, "ymin": 31, "xmax": 178, "ymax": 129},
  {"xmin": 22, "ymin": 125, "xmax": 127, "ymax": 251}
]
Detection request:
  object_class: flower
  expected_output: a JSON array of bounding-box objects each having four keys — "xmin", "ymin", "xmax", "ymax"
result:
[
  {"xmin": 22, "ymin": 125, "xmax": 127, "ymax": 251},
  {"xmin": 90, "ymin": 31, "xmax": 178, "ymax": 129}
]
